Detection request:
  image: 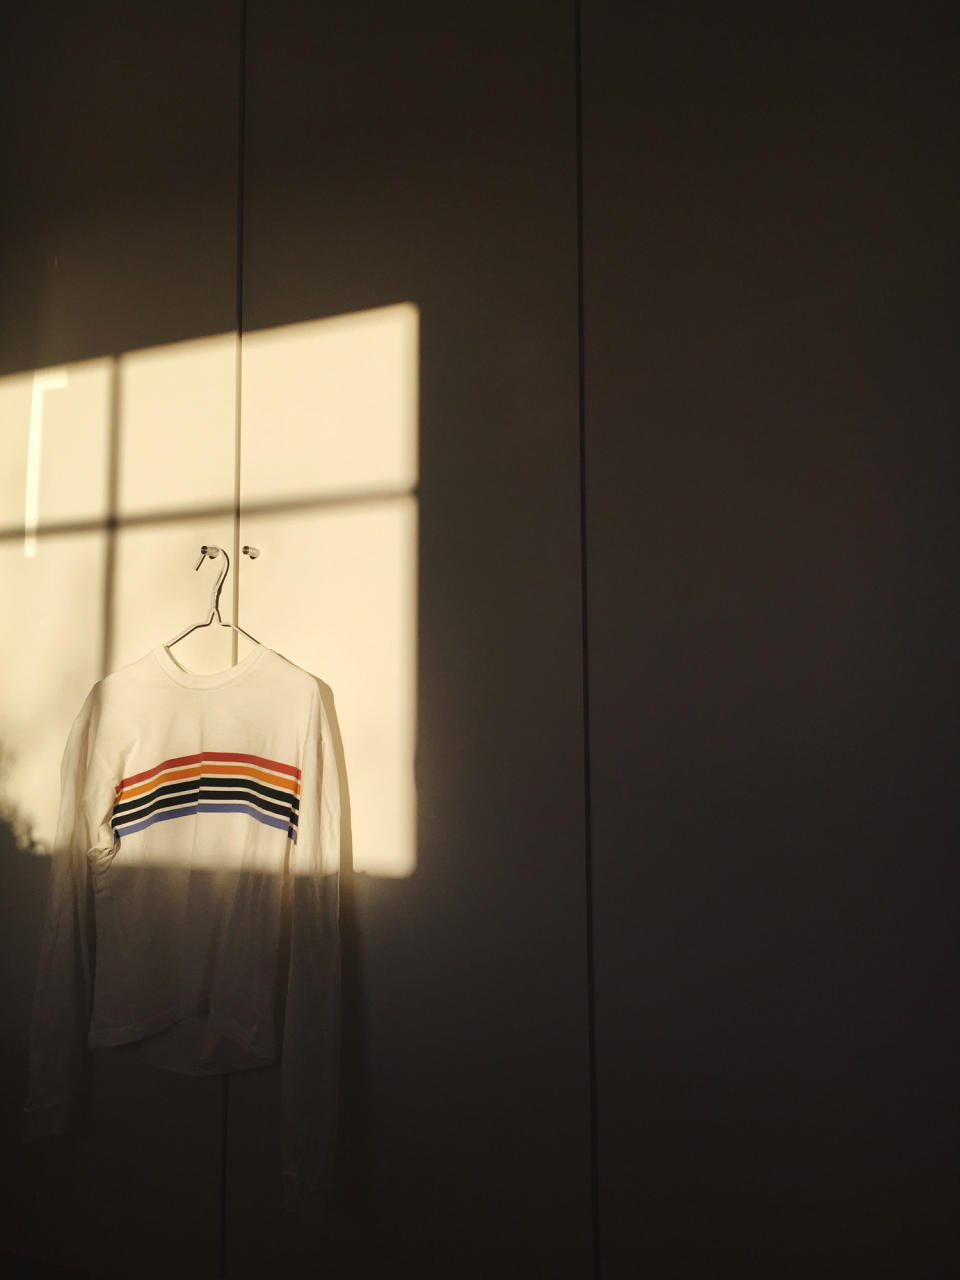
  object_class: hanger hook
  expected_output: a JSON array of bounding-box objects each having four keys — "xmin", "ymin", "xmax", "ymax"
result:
[
  {"xmin": 194, "ymin": 544, "xmax": 230, "ymax": 619},
  {"xmin": 165, "ymin": 545, "xmax": 261, "ymax": 649}
]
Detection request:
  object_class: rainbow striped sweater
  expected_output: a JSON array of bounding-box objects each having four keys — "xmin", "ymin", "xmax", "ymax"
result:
[{"xmin": 24, "ymin": 642, "xmax": 342, "ymax": 1222}]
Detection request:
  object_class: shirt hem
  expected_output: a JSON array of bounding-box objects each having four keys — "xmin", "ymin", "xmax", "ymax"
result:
[{"xmin": 88, "ymin": 1001, "xmax": 275, "ymax": 1060}]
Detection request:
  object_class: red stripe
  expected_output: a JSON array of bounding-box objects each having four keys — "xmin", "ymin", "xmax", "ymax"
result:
[
  {"xmin": 120, "ymin": 750, "xmax": 301, "ymax": 789},
  {"xmin": 202, "ymin": 751, "xmax": 301, "ymax": 778}
]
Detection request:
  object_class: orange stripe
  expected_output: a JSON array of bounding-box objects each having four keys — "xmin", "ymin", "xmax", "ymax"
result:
[{"xmin": 120, "ymin": 763, "xmax": 301, "ymax": 803}]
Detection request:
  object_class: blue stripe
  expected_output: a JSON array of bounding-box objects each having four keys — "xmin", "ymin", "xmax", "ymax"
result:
[{"xmin": 115, "ymin": 801, "xmax": 294, "ymax": 839}]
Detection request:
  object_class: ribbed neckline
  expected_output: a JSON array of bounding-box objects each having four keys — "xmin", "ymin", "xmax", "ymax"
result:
[{"xmin": 151, "ymin": 642, "xmax": 268, "ymax": 690}]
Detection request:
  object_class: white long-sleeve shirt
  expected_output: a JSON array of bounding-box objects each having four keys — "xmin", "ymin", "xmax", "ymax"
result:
[{"xmin": 23, "ymin": 642, "xmax": 342, "ymax": 1222}]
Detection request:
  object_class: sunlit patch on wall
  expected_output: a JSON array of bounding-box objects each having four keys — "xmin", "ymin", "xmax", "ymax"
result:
[{"xmin": 0, "ymin": 302, "xmax": 419, "ymax": 878}]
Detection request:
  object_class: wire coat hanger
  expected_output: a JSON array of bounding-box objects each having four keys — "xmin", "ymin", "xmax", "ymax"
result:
[{"xmin": 165, "ymin": 545, "xmax": 261, "ymax": 648}]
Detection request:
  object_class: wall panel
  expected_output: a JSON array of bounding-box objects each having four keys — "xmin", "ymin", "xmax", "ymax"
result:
[
  {"xmin": 581, "ymin": 5, "xmax": 959, "ymax": 1276},
  {"xmin": 232, "ymin": 2, "xmax": 590, "ymax": 1275},
  {"xmin": 0, "ymin": 3, "xmax": 242, "ymax": 1276}
]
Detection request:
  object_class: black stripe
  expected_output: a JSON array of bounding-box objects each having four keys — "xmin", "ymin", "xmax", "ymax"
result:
[
  {"xmin": 114, "ymin": 774, "xmax": 299, "ymax": 819},
  {"xmin": 113, "ymin": 785, "xmax": 298, "ymax": 828}
]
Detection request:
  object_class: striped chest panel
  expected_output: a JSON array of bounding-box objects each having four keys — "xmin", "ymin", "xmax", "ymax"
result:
[{"xmin": 111, "ymin": 751, "xmax": 301, "ymax": 844}]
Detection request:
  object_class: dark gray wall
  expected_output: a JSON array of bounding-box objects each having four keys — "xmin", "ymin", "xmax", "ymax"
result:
[
  {"xmin": 0, "ymin": 1, "xmax": 241, "ymax": 372},
  {"xmin": 2, "ymin": 2, "xmax": 957, "ymax": 1278},
  {"xmin": 583, "ymin": 3, "xmax": 959, "ymax": 1277}
]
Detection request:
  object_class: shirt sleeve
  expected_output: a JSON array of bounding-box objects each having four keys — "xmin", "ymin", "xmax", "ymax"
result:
[
  {"xmin": 23, "ymin": 683, "xmax": 118, "ymax": 1141},
  {"xmin": 280, "ymin": 687, "xmax": 342, "ymax": 1224}
]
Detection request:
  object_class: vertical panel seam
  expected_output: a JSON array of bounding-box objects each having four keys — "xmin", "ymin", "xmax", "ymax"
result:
[
  {"xmin": 223, "ymin": 5, "xmax": 249, "ymax": 1276},
  {"xmin": 575, "ymin": 1, "xmax": 601, "ymax": 1276},
  {"xmin": 232, "ymin": 0, "xmax": 248, "ymax": 670}
]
